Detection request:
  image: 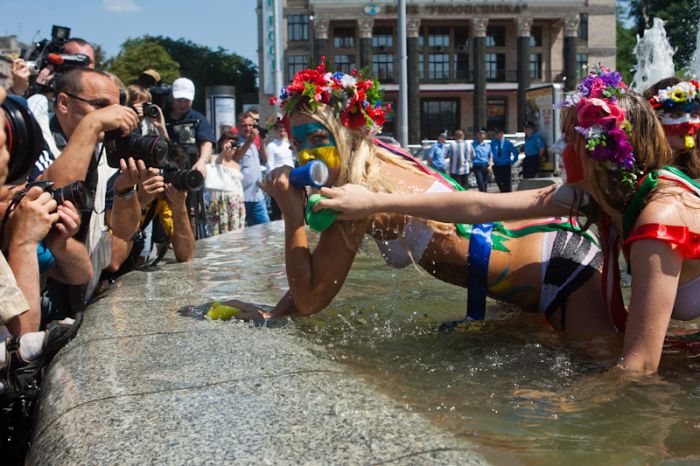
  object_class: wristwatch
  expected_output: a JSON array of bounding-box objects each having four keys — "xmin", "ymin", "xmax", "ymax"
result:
[{"xmin": 115, "ymin": 185, "xmax": 137, "ymax": 200}]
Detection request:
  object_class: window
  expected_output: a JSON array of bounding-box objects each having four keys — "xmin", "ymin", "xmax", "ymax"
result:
[
  {"xmin": 486, "ymin": 26, "xmax": 505, "ymax": 47},
  {"xmin": 418, "ymin": 54, "xmax": 424, "ymax": 80},
  {"xmin": 287, "ymin": 15, "xmax": 308, "ymax": 42},
  {"xmin": 529, "ymin": 26, "xmax": 542, "ymax": 47},
  {"xmin": 372, "ymin": 54, "xmax": 394, "ymax": 81},
  {"xmin": 455, "ymin": 52, "xmax": 469, "ymax": 80},
  {"xmin": 428, "ymin": 53, "xmax": 450, "ymax": 80},
  {"xmin": 455, "ymin": 27, "xmax": 469, "ymax": 51},
  {"xmin": 421, "ymin": 99, "xmax": 460, "ymax": 139},
  {"xmin": 287, "ymin": 55, "xmax": 307, "ymax": 81},
  {"xmin": 578, "ymin": 13, "xmax": 588, "ymax": 41},
  {"xmin": 529, "ymin": 53, "xmax": 542, "ymax": 80},
  {"xmin": 428, "ymin": 27, "xmax": 450, "ymax": 48},
  {"xmin": 333, "ymin": 27, "xmax": 355, "ymax": 49},
  {"xmin": 372, "ymin": 27, "xmax": 393, "ymax": 49},
  {"xmin": 486, "ymin": 53, "xmax": 505, "ymax": 81},
  {"xmin": 333, "ymin": 54, "xmax": 355, "ymax": 74},
  {"xmin": 576, "ymin": 53, "xmax": 588, "ymax": 79},
  {"xmin": 487, "ymin": 99, "xmax": 507, "ymax": 132}
]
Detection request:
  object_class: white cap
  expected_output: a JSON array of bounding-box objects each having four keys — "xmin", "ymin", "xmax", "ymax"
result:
[{"xmin": 172, "ymin": 77, "xmax": 195, "ymax": 100}]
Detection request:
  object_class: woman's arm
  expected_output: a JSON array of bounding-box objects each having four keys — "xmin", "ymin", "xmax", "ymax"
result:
[
  {"xmin": 263, "ymin": 167, "xmax": 362, "ymax": 316},
  {"xmin": 316, "ymin": 183, "xmax": 569, "ymax": 223},
  {"xmin": 620, "ymin": 238, "xmax": 682, "ymax": 375}
]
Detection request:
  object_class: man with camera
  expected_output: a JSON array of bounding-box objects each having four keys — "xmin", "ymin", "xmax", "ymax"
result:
[
  {"xmin": 233, "ymin": 111, "xmax": 269, "ymax": 226},
  {"xmin": 165, "ymin": 78, "xmax": 215, "ymax": 176},
  {"xmin": 29, "ymin": 67, "xmax": 143, "ymax": 306}
]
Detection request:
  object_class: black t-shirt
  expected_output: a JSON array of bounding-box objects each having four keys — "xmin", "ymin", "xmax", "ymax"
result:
[{"xmin": 165, "ymin": 109, "xmax": 216, "ymax": 147}]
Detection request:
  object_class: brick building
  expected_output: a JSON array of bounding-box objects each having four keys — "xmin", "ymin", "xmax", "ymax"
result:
[{"xmin": 257, "ymin": 0, "xmax": 616, "ymax": 141}]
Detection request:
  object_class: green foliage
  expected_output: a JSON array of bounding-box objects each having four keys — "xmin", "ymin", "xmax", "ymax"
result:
[
  {"xmin": 108, "ymin": 38, "xmax": 180, "ymax": 85},
  {"xmin": 616, "ymin": 12, "xmax": 637, "ymax": 84},
  {"xmin": 92, "ymin": 44, "xmax": 108, "ymax": 70},
  {"xmin": 628, "ymin": 0, "xmax": 700, "ymax": 70},
  {"xmin": 143, "ymin": 36, "xmax": 258, "ymax": 112}
]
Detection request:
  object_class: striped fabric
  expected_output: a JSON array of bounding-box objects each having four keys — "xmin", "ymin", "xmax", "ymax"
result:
[{"xmin": 448, "ymin": 140, "xmax": 471, "ymax": 175}]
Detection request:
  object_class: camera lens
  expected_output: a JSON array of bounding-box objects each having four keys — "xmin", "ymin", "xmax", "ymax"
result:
[
  {"xmin": 2, "ymin": 96, "xmax": 45, "ymax": 184},
  {"xmin": 163, "ymin": 168, "xmax": 204, "ymax": 191},
  {"xmin": 52, "ymin": 180, "xmax": 94, "ymax": 212},
  {"xmin": 104, "ymin": 131, "xmax": 171, "ymax": 169}
]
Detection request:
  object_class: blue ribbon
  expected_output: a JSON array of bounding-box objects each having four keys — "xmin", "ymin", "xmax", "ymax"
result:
[{"xmin": 466, "ymin": 223, "xmax": 493, "ymax": 321}]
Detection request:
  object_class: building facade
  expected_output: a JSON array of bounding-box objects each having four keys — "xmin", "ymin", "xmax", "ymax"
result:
[{"xmin": 257, "ymin": 0, "xmax": 616, "ymax": 142}]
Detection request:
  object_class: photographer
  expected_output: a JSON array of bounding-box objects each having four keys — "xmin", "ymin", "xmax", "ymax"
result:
[
  {"xmin": 0, "ymin": 88, "xmax": 92, "ymax": 334},
  {"xmin": 233, "ymin": 112, "xmax": 269, "ymax": 226},
  {"xmin": 127, "ymin": 84, "xmax": 168, "ymax": 138},
  {"xmin": 29, "ymin": 67, "xmax": 141, "ymax": 306},
  {"xmin": 106, "ymin": 149, "xmax": 195, "ymax": 276},
  {"xmin": 165, "ymin": 78, "xmax": 215, "ymax": 176}
]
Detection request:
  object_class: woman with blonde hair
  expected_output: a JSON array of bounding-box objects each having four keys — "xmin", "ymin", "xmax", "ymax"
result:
[
  {"xmin": 232, "ymin": 64, "xmax": 611, "ymax": 337},
  {"xmin": 317, "ymin": 67, "xmax": 700, "ymax": 375}
]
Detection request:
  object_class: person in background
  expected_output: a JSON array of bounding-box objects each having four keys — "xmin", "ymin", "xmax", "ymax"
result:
[
  {"xmin": 204, "ymin": 131, "xmax": 245, "ymax": 233},
  {"xmin": 470, "ymin": 127, "xmax": 492, "ymax": 192},
  {"xmin": 490, "ymin": 128, "xmax": 519, "ymax": 192},
  {"xmin": 233, "ymin": 112, "xmax": 269, "ymax": 226},
  {"xmin": 447, "ymin": 129, "xmax": 472, "ymax": 190},
  {"xmin": 522, "ymin": 121, "xmax": 545, "ymax": 179},
  {"xmin": 425, "ymin": 131, "xmax": 449, "ymax": 173},
  {"xmin": 265, "ymin": 122, "xmax": 294, "ymax": 220},
  {"xmin": 126, "ymin": 84, "xmax": 168, "ymax": 138}
]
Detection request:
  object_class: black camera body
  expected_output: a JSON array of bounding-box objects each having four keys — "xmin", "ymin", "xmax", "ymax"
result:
[
  {"xmin": 254, "ymin": 123, "xmax": 268, "ymax": 139},
  {"xmin": 25, "ymin": 25, "xmax": 91, "ymax": 93},
  {"xmin": 149, "ymin": 84, "xmax": 172, "ymax": 112},
  {"xmin": 141, "ymin": 102, "xmax": 160, "ymax": 119},
  {"xmin": 17, "ymin": 180, "xmax": 94, "ymax": 213}
]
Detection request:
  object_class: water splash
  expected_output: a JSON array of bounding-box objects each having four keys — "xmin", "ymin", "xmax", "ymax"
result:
[
  {"xmin": 631, "ymin": 18, "xmax": 675, "ymax": 92},
  {"xmin": 692, "ymin": 22, "xmax": 700, "ymax": 79}
]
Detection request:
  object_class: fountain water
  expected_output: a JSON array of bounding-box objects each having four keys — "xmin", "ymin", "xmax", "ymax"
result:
[{"xmin": 631, "ymin": 17, "xmax": 675, "ymax": 92}]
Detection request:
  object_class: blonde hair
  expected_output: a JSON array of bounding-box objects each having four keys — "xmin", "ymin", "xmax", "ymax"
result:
[
  {"xmin": 296, "ymin": 104, "xmax": 455, "ymax": 247},
  {"xmin": 563, "ymin": 89, "xmax": 674, "ymax": 213},
  {"xmin": 126, "ymin": 84, "xmax": 152, "ymax": 105}
]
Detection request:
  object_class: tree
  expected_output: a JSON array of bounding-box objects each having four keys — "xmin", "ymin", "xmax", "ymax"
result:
[
  {"xmin": 108, "ymin": 38, "xmax": 181, "ymax": 86},
  {"xmin": 145, "ymin": 36, "xmax": 257, "ymax": 112},
  {"xmin": 616, "ymin": 4, "xmax": 637, "ymax": 84},
  {"xmin": 628, "ymin": 0, "xmax": 700, "ymax": 71},
  {"xmin": 92, "ymin": 44, "xmax": 109, "ymax": 70}
]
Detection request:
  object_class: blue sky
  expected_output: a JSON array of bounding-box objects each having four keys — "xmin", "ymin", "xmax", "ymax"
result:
[{"xmin": 1, "ymin": 0, "xmax": 259, "ymax": 64}]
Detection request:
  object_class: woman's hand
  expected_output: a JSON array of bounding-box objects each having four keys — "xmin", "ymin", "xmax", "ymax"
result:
[
  {"xmin": 226, "ymin": 299, "xmax": 275, "ymax": 321},
  {"xmin": 315, "ymin": 184, "xmax": 378, "ymax": 220},
  {"xmin": 49, "ymin": 200, "xmax": 81, "ymax": 240},
  {"xmin": 138, "ymin": 168, "xmax": 164, "ymax": 207},
  {"xmin": 259, "ymin": 166, "xmax": 304, "ymax": 219}
]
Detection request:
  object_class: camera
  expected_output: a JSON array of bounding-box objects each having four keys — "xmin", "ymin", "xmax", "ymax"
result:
[
  {"xmin": 1, "ymin": 95, "xmax": 45, "ymax": 184},
  {"xmin": 149, "ymin": 83, "xmax": 172, "ymax": 112},
  {"xmin": 25, "ymin": 25, "xmax": 90, "ymax": 92},
  {"xmin": 253, "ymin": 123, "xmax": 268, "ymax": 139},
  {"xmin": 170, "ymin": 120, "xmax": 199, "ymax": 146},
  {"xmin": 141, "ymin": 102, "xmax": 160, "ymax": 119},
  {"xmin": 103, "ymin": 130, "xmax": 172, "ymax": 170},
  {"xmin": 27, "ymin": 53, "xmax": 91, "ymax": 76},
  {"xmin": 16, "ymin": 180, "xmax": 94, "ymax": 213},
  {"xmin": 162, "ymin": 167, "xmax": 204, "ymax": 191}
]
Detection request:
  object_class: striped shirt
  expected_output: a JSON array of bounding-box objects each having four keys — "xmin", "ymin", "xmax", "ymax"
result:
[{"xmin": 448, "ymin": 140, "xmax": 472, "ymax": 175}]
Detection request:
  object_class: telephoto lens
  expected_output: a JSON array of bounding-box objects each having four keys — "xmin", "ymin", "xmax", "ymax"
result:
[
  {"xmin": 51, "ymin": 180, "xmax": 94, "ymax": 213},
  {"xmin": 1, "ymin": 95, "xmax": 45, "ymax": 184},
  {"xmin": 104, "ymin": 130, "xmax": 171, "ymax": 169},
  {"xmin": 162, "ymin": 167, "xmax": 204, "ymax": 191}
]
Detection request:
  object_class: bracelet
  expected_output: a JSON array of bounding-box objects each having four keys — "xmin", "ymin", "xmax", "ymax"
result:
[{"xmin": 115, "ymin": 185, "xmax": 137, "ymax": 200}]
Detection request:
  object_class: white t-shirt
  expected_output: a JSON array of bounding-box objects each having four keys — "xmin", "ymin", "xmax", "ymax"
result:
[{"xmin": 265, "ymin": 138, "xmax": 294, "ymax": 171}]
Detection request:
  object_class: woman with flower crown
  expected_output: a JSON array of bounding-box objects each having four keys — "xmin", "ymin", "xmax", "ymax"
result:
[
  {"xmin": 317, "ymin": 66, "xmax": 700, "ymax": 375},
  {"xmin": 230, "ymin": 63, "xmax": 612, "ymax": 338}
]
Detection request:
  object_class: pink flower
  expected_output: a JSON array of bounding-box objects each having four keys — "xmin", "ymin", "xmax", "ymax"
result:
[
  {"xmin": 577, "ymin": 98, "xmax": 611, "ymax": 128},
  {"xmin": 588, "ymin": 79, "xmax": 607, "ymax": 98}
]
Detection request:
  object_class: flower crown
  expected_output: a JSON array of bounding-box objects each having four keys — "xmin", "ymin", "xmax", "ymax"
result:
[
  {"xmin": 269, "ymin": 58, "xmax": 390, "ymax": 135},
  {"xmin": 555, "ymin": 65, "xmax": 637, "ymax": 185},
  {"xmin": 648, "ymin": 80, "xmax": 700, "ymax": 113}
]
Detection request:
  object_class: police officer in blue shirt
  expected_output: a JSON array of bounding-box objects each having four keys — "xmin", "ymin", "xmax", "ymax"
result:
[
  {"xmin": 522, "ymin": 121, "xmax": 545, "ymax": 179},
  {"xmin": 425, "ymin": 131, "xmax": 449, "ymax": 173},
  {"xmin": 471, "ymin": 127, "xmax": 493, "ymax": 192},
  {"xmin": 490, "ymin": 128, "xmax": 518, "ymax": 192}
]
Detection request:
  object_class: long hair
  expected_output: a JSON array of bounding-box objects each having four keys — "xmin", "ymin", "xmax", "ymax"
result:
[
  {"xmin": 295, "ymin": 105, "xmax": 455, "ymax": 248},
  {"xmin": 563, "ymin": 89, "xmax": 674, "ymax": 214},
  {"xmin": 642, "ymin": 76, "xmax": 700, "ymax": 179}
]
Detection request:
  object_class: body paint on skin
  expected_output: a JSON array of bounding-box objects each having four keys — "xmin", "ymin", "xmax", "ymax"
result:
[{"xmin": 291, "ymin": 122, "xmax": 341, "ymax": 168}]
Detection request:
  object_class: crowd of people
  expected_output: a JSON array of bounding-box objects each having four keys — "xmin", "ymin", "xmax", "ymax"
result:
[
  {"xmin": 424, "ymin": 121, "xmax": 547, "ymax": 193},
  {"xmin": 1, "ymin": 32, "xmax": 700, "ymax": 459}
]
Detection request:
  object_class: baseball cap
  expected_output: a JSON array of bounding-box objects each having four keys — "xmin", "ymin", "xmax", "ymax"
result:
[
  {"xmin": 523, "ymin": 121, "xmax": 536, "ymax": 129},
  {"xmin": 438, "ymin": 131, "xmax": 448, "ymax": 138},
  {"xmin": 172, "ymin": 77, "xmax": 195, "ymax": 100},
  {"xmin": 140, "ymin": 69, "xmax": 161, "ymax": 83}
]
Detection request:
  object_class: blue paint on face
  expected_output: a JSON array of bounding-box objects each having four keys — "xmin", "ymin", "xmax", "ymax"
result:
[{"xmin": 291, "ymin": 122, "xmax": 336, "ymax": 149}]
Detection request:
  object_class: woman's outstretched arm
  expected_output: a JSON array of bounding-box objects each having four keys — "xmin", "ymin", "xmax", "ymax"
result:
[{"xmin": 316, "ymin": 183, "xmax": 573, "ymax": 223}]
